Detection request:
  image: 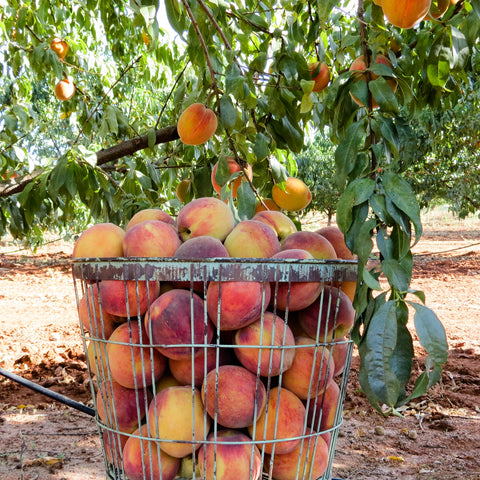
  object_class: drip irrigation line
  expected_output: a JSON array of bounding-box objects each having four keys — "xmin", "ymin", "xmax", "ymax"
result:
[
  {"xmin": 0, "ymin": 367, "xmax": 95, "ymax": 417},
  {"xmin": 414, "ymin": 241, "xmax": 480, "ymax": 257}
]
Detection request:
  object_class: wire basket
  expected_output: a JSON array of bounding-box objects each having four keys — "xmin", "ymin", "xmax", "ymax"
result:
[{"xmin": 72, "ymin": 257, "xmax": 357, "ymax": 480}]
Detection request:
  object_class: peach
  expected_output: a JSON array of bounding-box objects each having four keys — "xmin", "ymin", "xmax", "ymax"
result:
[
  {"xmin": 169, "ymin": 346, "xmax": 234, "ymax": 388},
  {"xmin": 154, "ymin": 373, "xmax": 181, "ymax": 393},
  {"xmin": 125, "ymin": 208, "xmax": 175, "ymax": 231},
  {"xmin": 309, "ymin": 62, "xmax": 330, "ymax": 92},
  {"xmin": 207, "ymin": 280, "xmax": 271, "ymax": 331},
  {"xmin": 50, "ymin": 37, "xmax": 69, "ymax": 60},
  {"xmin": 306, "ymin": 378, "xmax": 340, "ymax": 433},
  {"xmin": 271, "ymin": 177, "xmax": 312, "ymax": 212},
  {"xmin": 96, "ymin": 380, "xmax": 150, "ymax": 433},
  {"xmin": 270, "ymin": 249, "xmax": 322, "ymax": 312},
  {"xmin": 201, "ymin": 365, "xmax": 267, "ymax": 429},
  {"xmin": 224, "ymin": 220, "xmax": 281, "ymax": 258},
  {"xmin": 54, "ymin": 78, "xmax": 75, "ymax": 101},
  {"xmin": 211, "ymin": 156, "xmax": 254, "ymax": 198},
  {"xmin": 177, "ymin": 197, "xmax": 235, "ymax": 242},
  {"xmin": 234, "ymin": 312, "xmax": 295, "ymax": 377},
  {"xmin": 316, "ymin": 226, "xmax": 354, "ymax": 260},
  {"xmin": 86, "ymin": 340, "xmax": 109, "ymax": 377},
  {"xmin": 172, "ymin": 235, "xmax": 230, "ymax": 292},
  {"xmin": 107, "ymin": 321, "xmax": 167, "ymax": 389},
  {"xmin": 267, "ymin": 428, "xmax": 329, "ymax": 480},
  {"xmin": 280, "ymin": 231, "xmax": 337, "ymax": 260},
  {"xmin": 145, "ymin": 289, "xmax": 213, "ymax": 360},
  {"xmin": 349, "ymin": 54, "xmax": 397, "ymax": 109},
  {"xmin": 122, "ymin": 220, "xmax": 181, "ymax": 258},
  {"xmin": 148, "ymin": 386, "xmax": 211, "ymax": 458},
  {"xmin": 77, "ymin": 284, "xmax": 119, "ymax": 338},
  {"xmin": 329, "ymin": 337, "xmax": 349, "ymax": 377},
  {"xmin": 282, "ymin": 336, "xmax": 334, "ymax": 400},
  {"xmin": 122, "ymin": 425, "xmax": 180, "ymax": 480},
  {"xmin": 177, "ymin": 103, "xmax": 218, "ymax": 145},
  {"xmin": 382, "ymin": 0, "xmax": 431, "ymax": 28},
  {"xmin": 424, "ymin": 0, "xmax": 450, "ymax": 19},
  {"xmin": 248, "ymin": 386, "xmax": 306, "ymax": 454},
  {"xmin": 252, "ymin": 210, "xmax": 297, "ymax": 242},
  {"xmin": 254, "ymin": 197, "xmax": 281, "ymax": 214},
  {"xmin": 72, "ymin": 223, "xmax": 125, "ymax": 258},
  {"xmin": 198, "ymin": 430, "xmax": 262, "ymax": 480},
  {"xmin": 298, "ymin": 285, "xmax": 355, "ymax": 341},
  {"xmin": 102, "ymin": 429, "xmax": 129, "ymax": 465},
  {"xmin": 99, "ymin": 280, "xmax": 160, "ymax": 318}
]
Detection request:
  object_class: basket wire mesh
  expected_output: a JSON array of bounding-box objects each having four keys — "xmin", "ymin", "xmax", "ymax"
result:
[{"xmin": 73, "ymin": 258, "xmax": 357, "ymax": 480}]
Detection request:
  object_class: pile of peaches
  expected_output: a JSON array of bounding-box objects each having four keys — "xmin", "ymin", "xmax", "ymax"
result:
[{"xmin": 73, "ymin": 198, "xmax": 356, "ymax": 480}]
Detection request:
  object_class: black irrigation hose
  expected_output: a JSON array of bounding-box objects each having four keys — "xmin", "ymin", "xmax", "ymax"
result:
[{"xmin": 0, "ymin": 366, "xmax": 95, "ymax": 417}]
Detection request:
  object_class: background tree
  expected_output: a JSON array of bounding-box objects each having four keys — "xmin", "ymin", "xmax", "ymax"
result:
[{"xmin": 2, "ymin": 0, "xmax": 478, "ymax": 412}]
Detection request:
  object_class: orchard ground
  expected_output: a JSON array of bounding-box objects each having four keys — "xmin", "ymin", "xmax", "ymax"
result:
[{"xmin": 0, "ymin": 207, "xmax": 479, "ymax": 480}]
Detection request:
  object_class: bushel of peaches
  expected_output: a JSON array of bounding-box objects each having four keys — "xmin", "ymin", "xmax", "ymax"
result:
[{"xmin": 74, "ymin": 193, "xmax": 355, "ymax": 480}]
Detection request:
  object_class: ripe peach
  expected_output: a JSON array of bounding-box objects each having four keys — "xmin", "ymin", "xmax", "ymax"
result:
[
  {"xmin": 86, "ymin": 340, "xmax": 109, "ymax": 377},
  {"xmin": 309, "ymin": 62, "xmax": 330, "ymax": 92},
  {"xmin": 177, "ymin": 197, "xmax": 235, "ymax": 242},
  {"xmin": 280, "ymin": 230, "xmax": 337, "ymax": 260},
  {"xmin": 201, "ymin": 365, "xmax": 267, "ymax": 429},
  {"xmin": 125, "ymin": 208, "xmax": 175, "ymax": 231},
  {"xmin": 54, "ymin": 78, "xmax": 75, "ymax": 101},
  {"xmin": 234, "ymin": 312, "xmax": 295, "ymax": 377},
  {"xmin": 172, "ymin": 235, "xmax": 229, "ymax": 292},
  {"xmin": 282, "ymin": 336, "xmax": 334, "ymax": 400},
  {"xmin": 349, "ymin": 54, "xmax": 397, "ymax": 109},
  {"xmin": 271, "ymin": 177, "xmax": 312, "ymax": 212},
  {"xmin": 424, "ymin": 0, "xmax": 450, "ymax": 19},
  {"xmin": 50, "ymin": 38, "xmax": 69, "ymax": 60},
  {"xmin": 224, "ymin": 220, "xmax": 281, "ymax": 258},
  {"xmin": 252, "ymin": 210, "xmax": 297, "ymax": 242},
  {"xmin": 306, "ymin": 378, "xmax": 340, "ymax": 433},
  {"xmin": 72, "ymin": 223, "xmax": 125, "ymax": 258},
  {"xmin": 102, "ymin": 429, "xmax": 129, "ymax": 466},
  {"xmin": 206, "ymin": 280, "xmax": 271, "ymax": 331},
  {"xmin": 99, "ymin": 280, "xmax": 160, "ymax": 318},
  {"xmin": 122, "ymin": 424, "xmax": 180, "ymax": 480},
  {"xmin": 329, "ymin": 337, "xmax": 349, "ymax": 377},
  {"xmin": 382, "ymin": 0, "xmax": 432, "ymax": 28},
  {"xmin": 96, "ymin": 380, "xmax": 150, "ymax": 433},
  {"xmin": 211, "ymin": 157, "xmax": 253, "ymax": 198},
  {"xmin": 168, "ymin": 346, "xmax": 232, "ymax": 387},
  {"xmin": 298, "ymin": 285, "xmax": 355, "ymax": 341},
  {"xmin": 198, "ymin": 430, "xmax": 262, "ymax": 480},
  {"xmin": 145, "ymin": 289, "xmax": 213, "ymax": 360},
  {"xmin": 254, "ymin": 198, "xmax": 281, "ymax": 213},
  {"xmin": 154, "ymin": 373, "xmax": 181, "ymax": 394},
  {"xmin": 267, "ymin": 428, "xmax": 329, "ymax": 480},
  {"xmin": 270, "ymin": 249, "xmax": 322, "ymax": 312},
  {"xmin": 107, "ymin": 321, "xmax": 167, "ymax": 389},
  {"xmin": 316, "ymin": 226, "xmax": 354, "ymax": 260},
  {"xmin": 177, "ymin": 103, "xmax": 218, "ymax": 145},
  {"xmin": 122, "ymin": 220, "xmax": 181, "ymax": 258},
  {"xmin": 248, "ymin": 386, "xmax": 306, "ymax": 454},
  {"xmin": 148, "ymin": 386, "xmax": 211, "ymax": 458},
  {"xmin": 77, "ymin": 284, "xmax": 119, "ymax": 338}
]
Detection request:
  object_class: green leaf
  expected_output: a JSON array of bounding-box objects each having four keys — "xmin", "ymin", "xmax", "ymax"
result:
[
  {"xmin": 358, "ymin": 300, "xmax": 401, "ymax": 408},
  {"xmin": 427, "ymin": 29, "xmax": 452, "ymax": 88},
  {"xmin": 410, "ymin": 302, "xmax": 448, "ymax": 366},
  {"xmin": 362, "ymin": 267, "xmax": 382, "ymax": 291},
  {"xmin": 369, "ymin": 77, "xmax": 399, "ymax": 113},
  {"xmin": 336, "ymin": 177, "xmax": 375, "ymax": 233},
  {"xmin": 253, "ymin": 133, "xmax": 270, "ymax": 161},
  {"xmin": 147, "ymin": 127, "xmax": 156, "ymax": 150},
  {"xmin": 165, "ymin": 0, "xmax": 186, "ymax": 33},
  {"xmin": 219, "ymin": 95, "xmax": 238, "ymax": 129},
  {"xmin": 335, "ymin": 119, "xmax": 367, "ymax": 187},
  {"xmin": 382, "ymin": 172, "xmax": 422, "ymax": 244},
  {"xmin": 236, "ymin": 182, "xmax": 257, "ymax": 220},
  {"xmin": 382, "ymin": 258, "xmax": 411, "ymax": 293}
]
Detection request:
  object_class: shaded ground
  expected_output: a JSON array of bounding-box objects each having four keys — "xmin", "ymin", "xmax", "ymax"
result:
[{"xmin": 0, "ymin": 212, "xmax": 479, "ymax": 480}]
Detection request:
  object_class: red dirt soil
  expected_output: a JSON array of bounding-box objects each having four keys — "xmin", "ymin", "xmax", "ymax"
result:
[{"xmin": 0, "ymin": 212, "xmax": 479, "ymax": 480}]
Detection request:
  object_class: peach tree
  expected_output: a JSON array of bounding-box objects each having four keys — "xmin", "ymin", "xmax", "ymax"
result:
[{"xmin": 1, "ymin": 0, "xmax": 478, "ymax": 412}]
